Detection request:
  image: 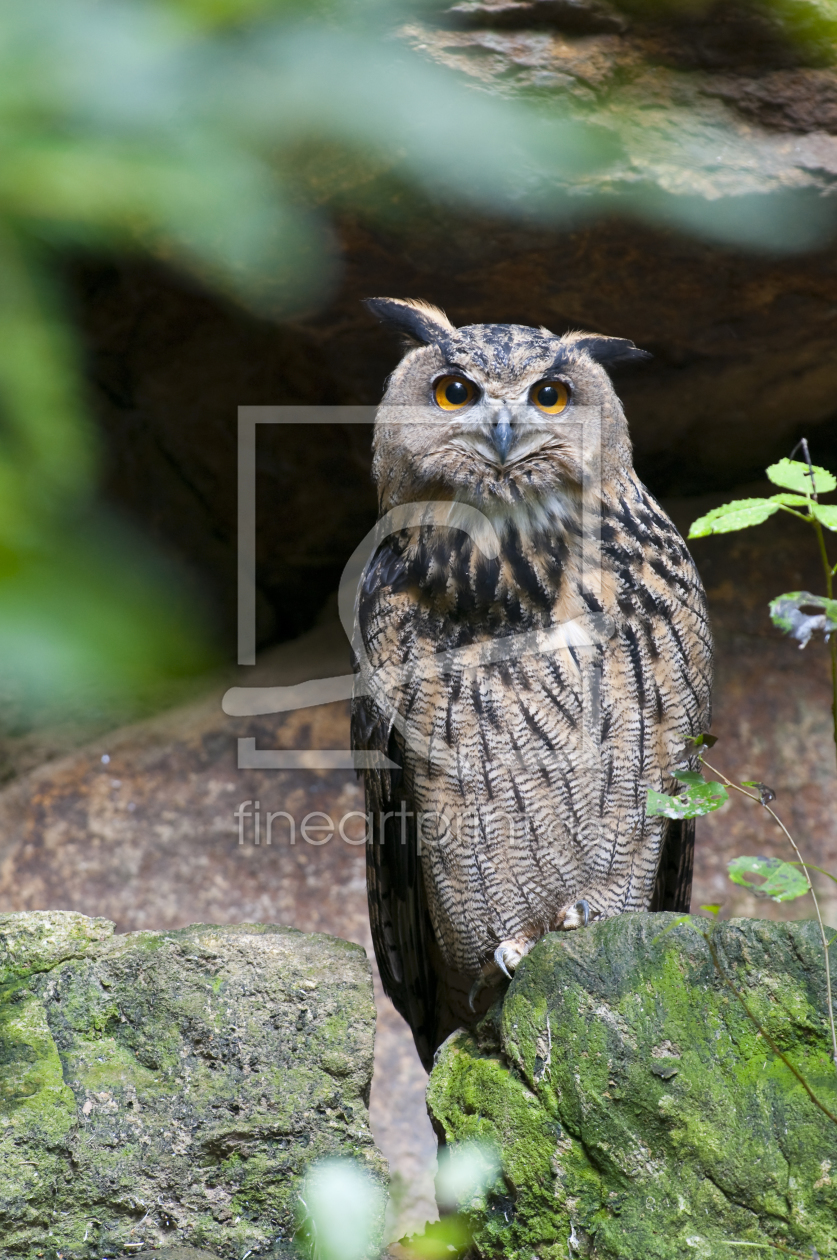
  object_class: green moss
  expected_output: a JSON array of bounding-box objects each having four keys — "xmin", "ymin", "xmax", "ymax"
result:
[
  {"xmin": 0, "ymin": 915, "xmax": 384, "ymax": 1260},
  {"xmin": 428, "ymin": 914, "xmax": 837, "ymax": 1259}
]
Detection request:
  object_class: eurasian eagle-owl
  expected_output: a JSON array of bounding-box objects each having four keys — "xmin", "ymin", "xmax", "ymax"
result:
[{"xmin": 351, "ymin": 297, "xmax": 713, "ymax": 1070}]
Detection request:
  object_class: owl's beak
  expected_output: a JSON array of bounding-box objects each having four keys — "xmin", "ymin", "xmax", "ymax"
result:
[{"xmin": 490, "ymin": 406, "xmax": 514, "ymax": 464}]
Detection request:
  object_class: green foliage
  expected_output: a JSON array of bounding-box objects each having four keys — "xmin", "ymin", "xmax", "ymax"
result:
[
  {"xmin": 689, "ymin": 459, "xmax": 837, "ymax": 539},
  {"xmin": 688, "ymin": 455, "xmax": 837, "ymax": 665},
  {"xmin": 766, "ymin": 457, "xmax": 837, "ymax": 495},
  {"xmin": 769, "ymin": 591, "xmax": 837, "ymax": 648},
  {"xmin": 647, "ymin": 771, "xmax": 729, "ymax": 819},
  {"xmin": 728, "ymin": 856, "xmax": 811, "ymax": 903}
]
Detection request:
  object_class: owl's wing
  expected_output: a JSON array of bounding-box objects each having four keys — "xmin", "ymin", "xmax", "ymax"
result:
[{"xmin": 351, "ymin": 544, "xmax": 439, "ymax": 1071}]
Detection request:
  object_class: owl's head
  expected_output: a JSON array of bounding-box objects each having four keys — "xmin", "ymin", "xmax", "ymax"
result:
[{"xmin": 366, "ymin": 297, "xmax": 649, "ymax": 526}]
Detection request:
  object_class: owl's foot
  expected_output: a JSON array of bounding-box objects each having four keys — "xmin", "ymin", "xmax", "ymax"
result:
[
  {"xmin": 559, "ymin": 899, "xmax": 591, "ymax": 930},
  {"xmin": 467, "ymin": 937, "xmax": 535, "ymax": 1012},
  {"xmin": 494, "ymin": 937, "xmax": 534, "ymax": 979}
]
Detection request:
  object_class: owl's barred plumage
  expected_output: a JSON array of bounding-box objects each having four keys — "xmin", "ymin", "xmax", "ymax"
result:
[{"xmin": 352, "ymin": 298, "xmax": 713, "ymax": 1069}]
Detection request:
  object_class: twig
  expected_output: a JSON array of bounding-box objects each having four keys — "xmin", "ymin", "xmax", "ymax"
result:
[
  {"xmin": 787, "ymin": 437, "xmax": 837, "ymax": 773},
  {"xmin": 702, "ymin": 758, "xmax": 837, "ymax": 1071}
]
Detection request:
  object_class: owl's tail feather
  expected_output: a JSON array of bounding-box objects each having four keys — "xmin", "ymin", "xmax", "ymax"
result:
[{"xmin": 650, "ymin": 817, "xmax": 695, "ymax": 913}]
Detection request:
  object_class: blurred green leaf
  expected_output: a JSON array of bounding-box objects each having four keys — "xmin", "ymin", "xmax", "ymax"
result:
[
  {"xmin": 728, "ymin": 855, "xmax": 810, "ymax": 902},
  {"xmin": 766, "ymin": 457, "xmax": 837, "ymax": 495},
  {"xmin": 3, "ymin": 0, "xmax": 837, "ymax": 721},
  {"xmin": 399, "ymin": 1214, "xmax": 473, "ymax": 1259},
  {"xmin": 297, "ymin": 1158, "xmax": 387, "ymax": 1260}
]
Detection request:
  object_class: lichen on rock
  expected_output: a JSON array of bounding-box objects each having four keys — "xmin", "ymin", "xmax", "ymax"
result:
[
  {"xmin": 0, "ymin": 911, "xmax": 386, "ymax": 1259},
  {"xmin": 427, "ymin": 912, "xmax": 837, "ymax": 1259}
]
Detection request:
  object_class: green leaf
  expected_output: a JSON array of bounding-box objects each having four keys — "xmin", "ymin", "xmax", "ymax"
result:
[
  {"xmin": 727, "ymin": 855, "xmax": 810, "ymax": 902},
  {"xmin": 688, "ymin": 499, "xmax": 779, "ymax": 538},
  {"xmin": 699, "ymin": 905, "xmax": 721, "ymax": 916},
  {"xmin": 766, "ymin": 458, "xmax": 836, "ymax": 495},
  {"xmin": 813, "ymin": 503, "xmax": 837, "ymax": 531},
  {"xmin": 770, "ymin": 493, "xmax": 813, "ymax": 507},
  {"xmin": 672, "ymin": 769, "xmax": 706, "ymax": 786},
  {"xmin": 647, "ymin": 781, "xmax": 728, "ymax": 819},
  {"xmin": 769, "ymin": 591, "xmax": 837, "ymax": 647}
]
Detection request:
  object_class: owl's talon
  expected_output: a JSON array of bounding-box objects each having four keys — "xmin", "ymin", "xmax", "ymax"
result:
[
  {"xmin": 468, "ymin": 976, "xmax": 484, "ymax": 1013},
  {"xmin": 495, "ymin": 946, "xmax": 513, "ymax": 980},
  {"xmin": 577, "ymin": 899, "xmax": 590, "ymax": 928},
  {"xmin": 494, "ymin": 938, "xmax": 532, "ymax": 979}
]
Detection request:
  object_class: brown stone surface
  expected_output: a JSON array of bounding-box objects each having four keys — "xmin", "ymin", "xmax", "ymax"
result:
[{"xmin": 1, "ymin": 494, "xmax": 836, "ymax": 1240}]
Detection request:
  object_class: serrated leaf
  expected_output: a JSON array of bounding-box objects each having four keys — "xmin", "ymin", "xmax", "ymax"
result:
[
  {"xmin": 727, "ymin": 855, "xmax": 809, "ymax": 902},
  {"xmin": 766, "ymin": 458, "xmax": 837, "ymax": 495},
  {"xmin": 813, "ymin": 503, "xmax": 837, "ymax": 531},
  {"xmin": 688, "ymin": 499, "xmax": 779, "ymax": 538},
  {"xmin": 647, "ymin": 781, "xmax": 728, "ymax": 819},
  {"xmin": 769, "ymin": 493, "xmax": 813, "ymax": 507},
  {"xmin": 769, "ymin": 591, "xmax": 837, "ymax": 647}
]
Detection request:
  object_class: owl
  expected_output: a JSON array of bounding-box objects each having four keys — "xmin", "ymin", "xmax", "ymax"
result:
[{"xmin": 351, "ymin": 297, "xmax": 713, "ymax": 1070}]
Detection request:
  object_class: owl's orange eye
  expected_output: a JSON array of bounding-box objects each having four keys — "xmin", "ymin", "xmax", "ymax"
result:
[
  {"xmin": 435, "ymin": 375, "xmax": 476, "ymax": 411},
  {"xmin": 531, "ymin": 380, "xmax": 569, "ymax": 414}
]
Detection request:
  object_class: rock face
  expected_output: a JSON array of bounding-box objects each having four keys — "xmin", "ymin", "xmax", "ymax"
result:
[
  {"xmin": 427, "ymin": 913, "xmax": 837, "ymax": 1259},
  {"xmin": 0, "ymin": 912, "xmax": 385, "ymax": 1259},
  {"xmin": 72, "ymin": 3, "xmax": 837, "ymax": 651}
]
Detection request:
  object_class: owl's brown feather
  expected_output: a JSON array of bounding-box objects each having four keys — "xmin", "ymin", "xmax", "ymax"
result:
[{"xmin": 353, "ymin": 302, "xmax": 712, "ymax": 1069}]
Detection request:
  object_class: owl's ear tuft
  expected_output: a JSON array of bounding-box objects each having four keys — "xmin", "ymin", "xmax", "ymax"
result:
[
  {"xmin": 571, "ymin": 333, "xmax": 652, "ymax": 367},
  {"xmin": 364, "ymin": 297, "xmax": 455, "ymax": 347}
]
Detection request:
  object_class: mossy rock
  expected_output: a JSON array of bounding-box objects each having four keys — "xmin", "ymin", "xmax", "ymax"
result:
[
  {"xmin": 427, "ymin": 913, "xmax": 837, "ymax": 1259},
  {"xmin": 0, "ymin": 911, "xmax": 385, "ymax": 1259}
]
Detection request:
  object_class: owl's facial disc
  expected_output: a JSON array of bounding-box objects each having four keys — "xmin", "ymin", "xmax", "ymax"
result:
[{"xmin": 435, "ymin": 372, "xmax": 572, "ymax": 469}]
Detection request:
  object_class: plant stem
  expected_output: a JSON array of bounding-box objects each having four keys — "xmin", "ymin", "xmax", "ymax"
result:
[
  {"xmin": 702, "ymin": 759, "xmax": 837, "ymax": 1070},
  {"xmin": 809, "ymin": 514, "xmax": 837, "ymax": 773},
  {"xmin": 794, "ymin": 437, "xmax": 837, "ymax": 775}
]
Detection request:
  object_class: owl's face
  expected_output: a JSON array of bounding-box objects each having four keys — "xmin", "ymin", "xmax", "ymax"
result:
[{"xmin": 367, "ymin": 298, "xmax": 648, "ymax": 525}]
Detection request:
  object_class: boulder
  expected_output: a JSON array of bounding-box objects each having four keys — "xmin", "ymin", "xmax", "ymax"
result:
[
  {"xmin": 427, "ymin": 912, "xmax": 837, "ymax": 1259},
  {"xmin": 0, "ymin": 911, "xmax": 385, "ymax": 1259}
]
